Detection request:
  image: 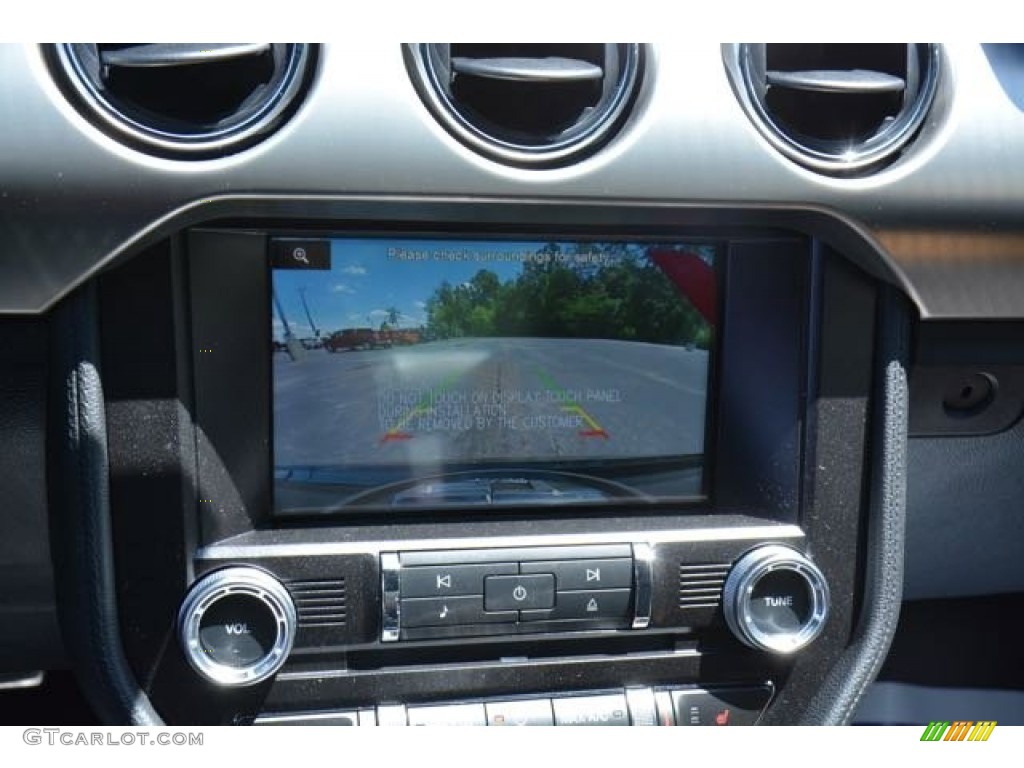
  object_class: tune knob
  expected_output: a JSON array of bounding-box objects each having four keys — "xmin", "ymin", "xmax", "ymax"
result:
[
  {"xmin": 722, "ymin": 545, "xmax": 829, "ymax": 654},
  {"xmin": 178, "ymin": 566, "xmax": 297, "ymax": 686}
]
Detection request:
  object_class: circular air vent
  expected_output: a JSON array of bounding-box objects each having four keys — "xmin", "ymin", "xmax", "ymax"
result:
[
  {"xmin": 734, "ymin": 44, "xmax": 940, "ymax": 175},
  {"xmin": 51, "ymin": 44, "xmax": 316, "ymax": 158},
  {"xmin": 406, "ymin": 43, "xmax": 643, "ymax": 167}
]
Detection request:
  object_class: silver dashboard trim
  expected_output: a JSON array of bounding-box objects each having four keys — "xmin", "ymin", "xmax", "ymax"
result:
[
  {"xmin": 631, "ymin": 543, "xmax": 654, "ymax": 630},
  {"xmin": 0, "ymin": 671, "xmax": 45, "ymax": 691},
  {"xmin": 254, "ymin": 710, "xmax": 358, "ymax": 726},
  {"xmin": 0, "ymin": 43, "xmax": 1019, "ymax": 319},
  {"xmin": 376, "ymin": 704, "xmax": 408, "ymax": 726},
  {"xmin": 197, "ymin": 524, "xmax": 805, "ymax": 561},
  {"xmin": 653, "ymin": 690, "xmax": 676, "ymax": 726},
  {"xmin": 625, "ymin": 687, "xmax": 657, "ymax": 726},
  {"xmin": 380, "ymin": 552, "xmax": 401, "ymax": 643}
]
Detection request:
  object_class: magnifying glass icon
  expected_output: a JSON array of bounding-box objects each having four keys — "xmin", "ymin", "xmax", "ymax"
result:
[{"xmin": 292, "ymin": 247, "xmax": 310, "ymax": 265}]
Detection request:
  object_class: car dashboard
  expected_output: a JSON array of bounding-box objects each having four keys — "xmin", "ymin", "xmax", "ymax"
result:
[{"xmin": 1, "ymin": 42, "xmax": 1023, "ymax": 728}]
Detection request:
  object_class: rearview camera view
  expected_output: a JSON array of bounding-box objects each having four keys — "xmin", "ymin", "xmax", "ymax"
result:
[{"xmin": 272, "ymin": 237, "xmax": 716, "ymax": 514}]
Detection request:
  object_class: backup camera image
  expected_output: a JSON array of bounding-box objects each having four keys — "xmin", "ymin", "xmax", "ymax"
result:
[{"xmin": 271, "ymin": 237, "xmax": 716, "ymax": 514}]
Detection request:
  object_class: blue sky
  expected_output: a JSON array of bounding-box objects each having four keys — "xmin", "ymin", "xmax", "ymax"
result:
[{"xmin": 271, "ymin": 237, "xmax": 711, "ymax": 340}]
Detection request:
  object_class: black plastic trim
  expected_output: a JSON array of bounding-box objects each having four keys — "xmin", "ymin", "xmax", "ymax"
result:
[
  {"xmin": 48, "ymin": 285, "xmax": 164, "ymax": 725},
  {"xmin": 0, "ymin": 318, "xmax": 63, "ymax": 671},
  {"xmin": 800, "ymin": 285, "xmax": 911, "ymax": 724}
]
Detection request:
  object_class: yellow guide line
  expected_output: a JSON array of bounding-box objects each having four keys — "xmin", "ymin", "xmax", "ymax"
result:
[
  {"xmin": 561, "ymin": 403, "xmax": 603, "ymax": 432},
  {"xmin": 381, "ymin": 370, "xmax": 465, "ymax": 442}
]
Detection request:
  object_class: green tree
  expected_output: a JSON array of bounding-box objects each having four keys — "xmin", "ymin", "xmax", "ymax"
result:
[{"xmin": 423, "ymin": 246, "xmax": 712, "ymax": 346}]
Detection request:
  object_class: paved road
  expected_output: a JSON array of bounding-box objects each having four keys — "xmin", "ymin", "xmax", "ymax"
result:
[{"xmin": 274, "ymin": 338, "xmax": 708, "ymax": 468}]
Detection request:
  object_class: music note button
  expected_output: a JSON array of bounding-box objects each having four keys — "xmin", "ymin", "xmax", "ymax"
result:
[{"xmin": 400, "ymin": 596, "xmax": 515, "ymax": 628}]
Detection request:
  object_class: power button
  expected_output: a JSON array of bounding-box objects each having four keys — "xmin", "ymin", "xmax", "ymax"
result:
[{"xmin": 483, "ymin": 574, "xmax": 555, "ymax": 611}]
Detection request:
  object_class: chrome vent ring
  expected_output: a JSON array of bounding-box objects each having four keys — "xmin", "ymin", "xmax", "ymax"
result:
[
  {"xmin": 733, "ymin": 43, "xmax": 941, "ymax": 175},
  {"xmin": 406, "ymin": 43, "xmax": 644, "ymax": 167},
  {"xmin": 51, "ymin": 43, "xmax": 316, "ymax": 158}
]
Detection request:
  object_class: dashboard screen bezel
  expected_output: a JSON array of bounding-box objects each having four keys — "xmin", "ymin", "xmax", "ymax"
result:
[{"xmin": 185, "ymin": 216, "xmax": 808, "ymax": 536}]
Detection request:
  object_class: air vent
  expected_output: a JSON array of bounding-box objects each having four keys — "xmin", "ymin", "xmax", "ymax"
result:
[
  {"xmin": 287, "ymin": 578, "xmax": 347, "ymax": 628},
  {"xmin": 679, "ymin": 563, "xmax": 730, "ymax": 609},
  {"xmin": 406, "ymin": 43, "xmax": 643, "ymax": 167},
  {"xmin": 51, "ymin": 43, "xmax": 316, "ymax": 157},
  {"xmin": 735, "ymin": 44, "xmax": 940, "ymax": 174}
]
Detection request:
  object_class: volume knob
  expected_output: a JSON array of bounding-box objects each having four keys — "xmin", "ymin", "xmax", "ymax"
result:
[
  {"xmin": 178, "ymin": 566, "xmax": 297, "ymax": 686},
  {"xmin": 723, "ymin": 545, "xmax": 829, "ymax": 654}
]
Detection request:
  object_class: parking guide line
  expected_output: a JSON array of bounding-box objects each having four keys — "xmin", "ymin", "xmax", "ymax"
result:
[
  {"xmin": 533, "ymin": 366, "xmax": 610, "ymax": 440},
  {"xmin": 380, "ymin": 369, "xmax": 464, "ymax": 444}
]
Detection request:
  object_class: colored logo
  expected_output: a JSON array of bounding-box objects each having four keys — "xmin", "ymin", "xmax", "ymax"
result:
[{"xmin": 920, "ymin": 721, "xmax": 996, "ymax": 742}]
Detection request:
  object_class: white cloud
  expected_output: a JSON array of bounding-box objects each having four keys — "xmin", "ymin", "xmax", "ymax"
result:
[
  {"xmin": 414, "ymin": 300, "xmax": 427, "ymax": 309},
  {"xmin": 341, "ymin": 265, "xmax": 367, "ymax": 276},
  {"xmin": 331, "ymin": 283, "xmax": 355, "ymax": 294}
]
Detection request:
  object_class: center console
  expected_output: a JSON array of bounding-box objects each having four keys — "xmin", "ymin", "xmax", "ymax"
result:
[{"xmin": 86, "ymin": 205, "xmax": 889, "ymax": 725}]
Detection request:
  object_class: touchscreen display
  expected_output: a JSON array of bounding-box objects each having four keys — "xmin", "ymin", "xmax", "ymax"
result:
[{"xmin": 271, "ymin": 237, "xmax": 717, "ymax": 514}]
